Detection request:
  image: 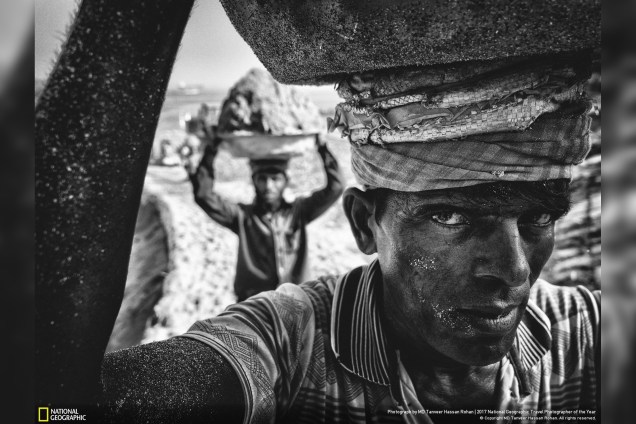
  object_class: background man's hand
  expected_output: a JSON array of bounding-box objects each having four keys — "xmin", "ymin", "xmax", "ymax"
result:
[
  {"xmin": 315, "ymin": 133, "xmax": 326, "ymax": 149},
  {"xmin": 200, "ymin": 123, "xmax": 220, "ymax": 144}
]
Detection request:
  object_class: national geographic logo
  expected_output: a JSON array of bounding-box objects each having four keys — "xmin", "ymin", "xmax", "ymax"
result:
[
  {"xmin": 37, "ymin": 407, "xmax": 87, "ymax": 422},
  {"xmin": 37, "ymin": 407, "xmax": 48, "ymax": 422}
]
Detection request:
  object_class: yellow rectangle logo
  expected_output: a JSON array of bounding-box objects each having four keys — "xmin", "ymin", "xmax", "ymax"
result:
[{"xmin": 38, "ymin": 407, "xmax": 49, "ymax": 422}]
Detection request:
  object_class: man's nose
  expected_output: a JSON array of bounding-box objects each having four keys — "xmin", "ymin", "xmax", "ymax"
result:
[
  {"xmin": 265, "ymin": 178, "xmax": 276, "ymax": 190},
  {"xmin": 474, "ymin": 219, "xmax": 530, "ymax": 287}
]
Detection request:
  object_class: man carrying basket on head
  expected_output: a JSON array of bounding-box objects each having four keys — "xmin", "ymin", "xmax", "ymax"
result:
[{"xmin": 188, "ymin": 69, "xmax": 344, "ymax": 302}]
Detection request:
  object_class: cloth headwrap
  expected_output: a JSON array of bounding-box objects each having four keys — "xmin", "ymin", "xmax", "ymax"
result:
[
  {"xmin": 249, "ymin": 158, "xmax": 289, "ymax": 175},
  {"xmin": 328, "ymin": 56, "xmax": 593, "ymax": 191}
]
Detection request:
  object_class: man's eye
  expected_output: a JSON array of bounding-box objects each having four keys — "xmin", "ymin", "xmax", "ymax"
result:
[
  {"xmin": 525, "ymin": 213, "xmax": 554, "ymax": 227},
  {"xmin": 431, "ymin": 211, "xmax": 470, "ymax": 226}
]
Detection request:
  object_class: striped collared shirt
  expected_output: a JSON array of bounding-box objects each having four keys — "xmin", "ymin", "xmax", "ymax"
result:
[{"xmin": 182, "ymin": 260, "xmax": 599, "ymax": 423}]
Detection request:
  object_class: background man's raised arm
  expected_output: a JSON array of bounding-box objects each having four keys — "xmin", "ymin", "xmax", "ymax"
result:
[
  {"xmin": 190, "ymin": 142, "xmax": 242, "ymax": 233},
  {"xmin": 299, "ymin": 135, "xmax": 345, "ymax": 222}
]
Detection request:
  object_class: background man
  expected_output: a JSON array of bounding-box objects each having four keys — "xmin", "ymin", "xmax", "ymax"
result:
[{"xmin": 189, "ymin": 135, "xmax": 344, "ymax": 301}]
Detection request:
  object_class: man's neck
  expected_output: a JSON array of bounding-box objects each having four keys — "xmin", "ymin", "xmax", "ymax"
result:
[
  {"xmin": 397, "ymin": 346, "xmax": 500, "ymax": 409},
  {"xmin": 379, "ymin": 276, "xmax": 503, "ymax": 408},
  {"xmin": 382, "ymin": 301, "xmax": 501, "ymax": 409},
  {"xmin": 255, "ymin": 198, "xmax": 283, "ymax": 214}
]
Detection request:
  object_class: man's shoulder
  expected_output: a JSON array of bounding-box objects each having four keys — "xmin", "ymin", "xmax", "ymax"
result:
[
  {"xmin": 188, "ymin": 276, "xmax": 340, "ymax": 346},
  {"xmin": 196, "ymin": 276, "xmax": 341, "ymax": 356},
  {"xmin": 298, "ymin": 275, "xmax": 340, "ymax": 300},
  {"xmin": 222, "ymin": 275, "xmax": 339, "ymax": 326},
  {"xmin": 529, "ymin": 279, "xmax": 600, "ymax": 325},
  {"xmin": 260, "ymin": 275, "xmax": 339, "ymax": 317}
]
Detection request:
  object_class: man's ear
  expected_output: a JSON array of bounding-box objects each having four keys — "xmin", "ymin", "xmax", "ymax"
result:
[{"xmin": 342, "ymin": 187, "xmax": 378, "ymax": 255}]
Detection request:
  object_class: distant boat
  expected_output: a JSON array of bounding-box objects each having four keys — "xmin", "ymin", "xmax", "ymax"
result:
[
  {"xmin": 182, "ymin": 87, "xmax": 202, "ymax": 95},
  {"xmin": 175, "ymin": 82, "xmax": 204, "ymax": 96}
]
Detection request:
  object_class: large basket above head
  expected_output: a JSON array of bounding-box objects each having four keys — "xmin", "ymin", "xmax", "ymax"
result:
[
  {"xmin": 217, "ymin": 132, "xmax": 317, "ymax": 160},
  {"xmin": 219, "ymin": 0, "xmax": 601, "ymax": 85}
]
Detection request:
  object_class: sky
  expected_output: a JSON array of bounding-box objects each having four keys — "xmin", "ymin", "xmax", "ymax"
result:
[
  {"xmin": 35, "ymin": 0, "xmax": 262, "ymax": 88},
  {"xmin": 34, "ymin": 0, "xmax": 338, "ymax": 102},
  {"xmin": 0, "ymin": 0, "xmax": 33, "ymax": 69}
]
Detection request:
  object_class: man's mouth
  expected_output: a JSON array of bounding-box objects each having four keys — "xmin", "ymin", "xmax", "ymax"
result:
[{"xmin": 458, "ymin": 304, "xmax": 520, "ymax": 334}]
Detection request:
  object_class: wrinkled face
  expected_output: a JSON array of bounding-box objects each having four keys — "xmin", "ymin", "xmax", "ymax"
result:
[
  {"xmin": 373, "ymin": 184, "xmax": 569, "ymax": 366},
  {"xmin": 253, "ymin": 171, "xmax": 287, "ymax": 206}
]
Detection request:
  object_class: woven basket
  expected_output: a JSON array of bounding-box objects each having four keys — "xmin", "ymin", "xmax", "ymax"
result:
[
  {"xmin": 218, "ymin": 132, "xmax": 316, "ymax": 160},
  {"xmin": 219, "ymin": 0, "xmax": 600, "ymax": 85}
]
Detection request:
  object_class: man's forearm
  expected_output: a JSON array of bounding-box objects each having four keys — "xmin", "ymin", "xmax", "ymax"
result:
[
  {"xmin": 299, "ymin": 145, "xmax": 345, "ymax": 222},
  {"xmin": 100, "ymin": 338, "xmax": 245, "ymax": 423},
  {"xmin": 319, "ymin": 145, "xmax": 344, "ymax": 193},
  {"xmin": 191, "ymin": 145, "xmax": 241, "ymax": 232},
  {"xmin": 35, "ymin": 0, "xmax": 194, "ymax": 405}
]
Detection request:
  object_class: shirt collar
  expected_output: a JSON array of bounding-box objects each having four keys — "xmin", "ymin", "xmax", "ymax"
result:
[
  {"xmin": 511, "ymin": 295, "xmax": 553, "ymax": 395},
  {"xmin": 331, "ymin": 259, "xmax": 392, "ymax": 385},
  {"xmin": 330, "ymin": 259, "xmax": 553, "ymax": 391}
]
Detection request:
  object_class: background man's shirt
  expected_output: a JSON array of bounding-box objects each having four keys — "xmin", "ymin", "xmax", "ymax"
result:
[
  {"xmin": 194, "ymin": 145, "xmax": 343, "ymax": 300},
  {"xmin": 180, "ymin": 260, "xmax": 600, "ymax": 424}
]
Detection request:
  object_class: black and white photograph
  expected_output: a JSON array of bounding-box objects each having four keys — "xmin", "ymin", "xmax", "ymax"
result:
[{"xmin": 2, "ymin": 0, "xmax": 628, "ymax": 422}]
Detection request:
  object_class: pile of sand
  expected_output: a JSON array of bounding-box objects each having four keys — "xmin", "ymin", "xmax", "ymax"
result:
[{"xmin": 217, "ymin": 68, "xmax": 324, "ymax": 136}]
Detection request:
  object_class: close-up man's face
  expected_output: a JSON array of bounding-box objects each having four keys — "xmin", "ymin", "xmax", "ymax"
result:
[
  {"xmin": 371, "ymin": 182, "xmax": 570, "ymax": 366},
  {"xmin": 253, "ymin": 171, "xmax": 287, "ymax": 205}
]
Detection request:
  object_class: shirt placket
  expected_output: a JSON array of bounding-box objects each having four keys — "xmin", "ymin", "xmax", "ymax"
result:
[
  {"xmin": 394, "ymin": 352, "xmax": 521, "ymax": 424},
  {"xmin": 269, "ymin": 213, "xmax": 287, "ymax": 284},
  {"xmin": 394, "ymin": 351, "xmax": 434, "ymax": 424}
]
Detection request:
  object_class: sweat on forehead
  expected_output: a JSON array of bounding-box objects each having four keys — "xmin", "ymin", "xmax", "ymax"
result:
[{"xmin": 372, "ymin": 180, "xmax": 572, "ymax": 219}]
